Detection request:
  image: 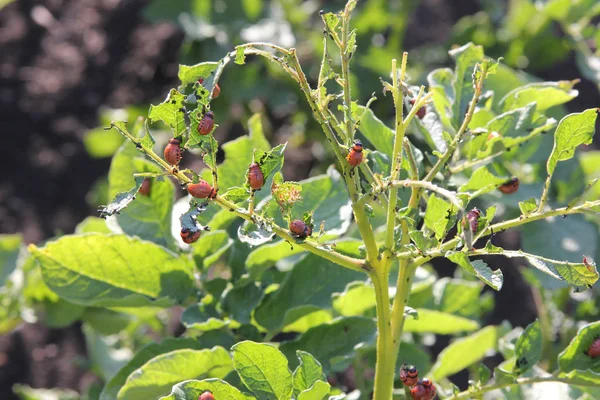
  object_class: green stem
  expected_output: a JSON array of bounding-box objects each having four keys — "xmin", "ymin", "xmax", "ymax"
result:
[
  {"xmin": 287, "ymin": 49, "xmax": 346, "ymax": 168},
  {"xmin": 245, "ymin": 43, "xmax": 379, "ymax": 263},
  {"xmin": 340, "ymin": 6, "xmax": 355, "ymax": 145},
  {"xmin": 357, "ymin": 179, "xmax": 462, "ymax": 210},
  {"xmin": 449, "ymin": 376, "xmax": 600, "ymax": 399},
  {"xmin": 215, "ymin": 196, "xmax": 369, "ymax": 273},
  {"xmin": 424, "ymin": 62, "xmax": 488, "ymax": 183},
  {"xmin": 448, "ymin": 119, "xmax": 556, "ymax": 174},
  {"xmin": 248, "ymin": 190, "xmax": 255, "ymax": 216},
  {"xmin": 371, "ymin": 265, "xmax": 395, "ymax": 400},
  {"xmin": 395, "ymin": 199, "xmax": 600, "ymax": 261},
  {"xmin": 390, "ymin": 261, "xmax": 417, "ymax": 357},
  {"xmin": 403, "ymin": 138, "xmax": 419, "ymax": 181},
  {"xmin": 238, "ymin": 42, "xmax": 380, "ymax": 262},
  {"xmin": 334, "ymin": 10, "xmax": 379, "ymax": 262},
  {"xmin": 385, "ymin": 56, "xmax": 407, "ymax": 253},
  {"xmin": 110, "ymin": 122, "xmax": 367, "ymax": 274},
  {"xmin": 538, "ymin": 173, "xmax": 552, "ymax": 212}
]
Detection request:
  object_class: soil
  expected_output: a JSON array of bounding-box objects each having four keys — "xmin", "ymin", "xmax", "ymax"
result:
[
  {"xmin": 0, "ymin": 0, "xmax": 598, "ymax": 397},
  {"xmin": 0, "ymin": 0, "xmax": 183, "ymax": 397}
]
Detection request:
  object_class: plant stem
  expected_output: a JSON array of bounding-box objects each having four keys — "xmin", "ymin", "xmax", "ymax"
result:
[
  {"xmin": 334, "ymin": 13, "xmax": 379, "ymax": 262},
  {"xmin": 448, "ymin": 119, "xmax": 556, "ymax": 174},
  {"xmin": 538, "ymin": 173, "xmax": 552, "ymax": 212},
  {"xmin": 248, "ymin": 191, "xmax": 255, "ymax": 216},
  {"xmin": 237, "ymin": 42, "xmax": 380, "ymax": 262},
  {"xmin": 110, "ymin": 122, "xmax": 368, "ymax": 273},
  {"xmin": 395, "ymin": 199, "xmax": 600, "ymax": 261},
  {"xmin": 449, "ymin": 376, "xmax": 600, "ymax": 399},
  {"xmin": 219, "ymin": 196, "xmax": 370, "ymax": 273},
  {"xmin": 243, "ymin": 42, "xmax": 379, "ymax": 262},
  {"xmin": 424, "ymin": 62, "xmax": 489, "ymax": 183},
  {"xmin": 385, "ymin": 55, "xmax": 409, "ymax": 254},
  {"xmin": 390, "ymin": 261, "xmax": 417, "ymax": 357},
  {"xmin": 370, "ymin": 265, "xmax": 395, "ymax": 400},
  {"xmin": 340, "ymin": 6, "xmax": 355, "ymax": 145},
  {"xmin": 287, "ymin": 50, "xmax": 346, "ymax": 167},
  {"xmin": 403, "ymin": 138, "xmax": 419, "ymax": 181},
  {"xmin": 356, "ymin": 179, "xmax": 462, "ymax": 210}
]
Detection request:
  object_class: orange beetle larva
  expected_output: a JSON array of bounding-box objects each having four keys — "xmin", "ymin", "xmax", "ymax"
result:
[
  {"xmin": 247, "ymin": 162, "xmax": 265, "ymax": 191},
  {"xmin": 188, "ymin": 180, "xmax": 217, "ymax": 199},
  {"xmin": 290, "ymin": 219, "xmax": 311, "ymax": 239},
  {"xmin": 346, "ymin": 139, "xmax": 364, "ymax": 167},
  {"xmin": 164, "ymin": 138, "xmax": 183, "ymax": 165}
]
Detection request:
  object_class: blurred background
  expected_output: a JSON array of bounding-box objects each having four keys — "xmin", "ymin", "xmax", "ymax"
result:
[{"xmin": 0, "ymin": 0, "xmax": 599, "ymax": 398}]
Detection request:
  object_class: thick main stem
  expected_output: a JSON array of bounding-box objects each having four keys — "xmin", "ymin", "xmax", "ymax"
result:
[
  {"xmin": 371, "ymin": 265, "xmax": 395, "ymax": 400},
  {"xmin": 390, "ymin": 262, "xmax": 417, "ymax": 353}
]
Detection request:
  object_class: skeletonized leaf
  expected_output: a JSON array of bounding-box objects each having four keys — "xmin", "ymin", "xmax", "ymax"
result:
[
  {"xmin": 148, "ymin": 89, "xmax": 187, "ymax": 137},
  {"xmin": 446, "ymin": 252, "xmax": 503, "ymax": 290},
  {"xmin": 178, "ymin": 62, "xmax": 219, "ymax": 87}
]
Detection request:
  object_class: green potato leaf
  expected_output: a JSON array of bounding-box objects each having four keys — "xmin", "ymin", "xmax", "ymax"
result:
[
  {"xmin": 232, "ymin": 341, "xmax": 293, "ymax": 400},
  {"xmin": 449, "ymin": 43, "xmax": 485, "ymax": 128},
  {"xmin": 430, "ymin": 324, "xmax": 509, "ymax": 380},
  {"xmin": 254, "ymin": 254, "xmax": 363, "ymax": 334},
  {"xmin": 514, "ymin": 319, "xmax": 542, "ymax": 375},
  {"xmin": 159, "ymin": 378, "xmax": 254, "ymax": 400},
  {"xmin": 178, "ymin": 62, "xmax": 219, "ymax": 87},
  {"xmin": 148, "ymin": 89, "xmax": 187, "ymax": 138},
  {"xmin": 117, "ymin": 347, "xmax": 233, "ymax": 400},
  {"xmin": 293, "ymin": 351, "xmax": 327, "ymax": 396},
  {"xmin": 547, "ymin": 108, "xmax": 598, "ymax": 176},
  {"xmin": 279, "ymin": 317, "xmax": 377, "ymax": 373},
  {"xmin": 100, "ymin": 338, "xmax": 206, "ymax": 400},
  {"xmin": 297, "ymin": 380, "xmax": 330, "ymax": 400},
  {"xmin": 404, "ymin": 309, "xmax": 480, "ymax": 334},
  {"xmin": 29, "ymin": 234, "xmax": 194, "ymax": 307},
  {"xmin": 558, "ymin": 321, "xmax": 600, "ymax": 373},
  {"xmin": 500, "ymin": 80, "xmax": 579, "ymax": 113}
]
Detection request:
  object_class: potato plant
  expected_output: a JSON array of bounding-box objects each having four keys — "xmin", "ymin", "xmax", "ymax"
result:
[{"xmin": 3, "ymin": 1, "xmax": 600, "ymax": 399}]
